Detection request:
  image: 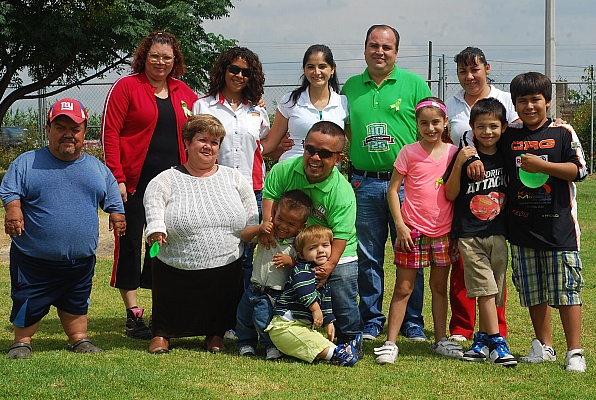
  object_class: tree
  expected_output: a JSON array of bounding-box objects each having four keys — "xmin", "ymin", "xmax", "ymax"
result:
[
  {"xmin": 568, "ymin": 66, "xmax": 594, "ymax": 104},
  {"xmin": 0, "ymin": 0, "xmax": 236, "ymax": 123},
  {"xmin": 570, "ymin": 101, "xmax": 595, "ymax": 170},
  {"xmin": 569, "ymin": 66, "xmax": 595, "ymax": 171}
]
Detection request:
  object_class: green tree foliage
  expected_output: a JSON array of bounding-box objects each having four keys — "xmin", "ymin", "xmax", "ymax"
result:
[
  {"xmin": 0, "ymin": 0, "xmax": 236, "ymax": 123},
  {"xmin": 568, "ymin": 66, "xmax": 595, "ymax": 104},
  {"xmin": 568, "ymin": 66, "xmax": 595, "ymax": 170},
  {"xmin": 570, "ymin": 101, "xmax": 595, "ymax": 168}
]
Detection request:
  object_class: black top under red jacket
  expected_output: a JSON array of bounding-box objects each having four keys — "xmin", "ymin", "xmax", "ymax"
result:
[{"xmin": 498, "ymin": 119, "xmax": 587, "ymax": 250}]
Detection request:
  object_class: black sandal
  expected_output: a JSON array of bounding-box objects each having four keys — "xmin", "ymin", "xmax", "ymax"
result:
[
  {"xmin": 6, "ymin": 342, "xmax": 32, "ymax": 359},
  {"xmin": 65, "ymin": 338, "xmax": 103, "ymax": 353}
]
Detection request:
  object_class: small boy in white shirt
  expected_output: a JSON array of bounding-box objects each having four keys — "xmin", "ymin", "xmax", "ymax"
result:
[{"xmin": 236, "ymin": 190, "xmax": 312, "ymax": 360}]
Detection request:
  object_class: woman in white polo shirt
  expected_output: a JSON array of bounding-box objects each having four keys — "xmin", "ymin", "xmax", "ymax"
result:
[
  {"xmin": 262, "ymin": 44, "xmax": 349, "ymax": 160},
  {"xmin": 444, "ymin": 46, "xmax": 519, "ymax": 343},
  {"xmin": 193, "ymin": 46, "xmax": 270, "ymax": 293}
]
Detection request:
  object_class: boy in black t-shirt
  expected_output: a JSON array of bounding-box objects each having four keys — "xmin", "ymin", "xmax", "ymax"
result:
[
  {"xmin": 464, "ymin": 73, "xmax": 588, "ymax": 372},
  {"xmin": 445, "ymin": 98, "xmax": 515, "ymax": 367}
]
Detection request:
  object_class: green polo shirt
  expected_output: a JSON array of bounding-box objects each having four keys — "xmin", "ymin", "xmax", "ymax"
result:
[
  {"xmin": 341, "ymin": 66, "xmax": 432, "ymax": 172},
  {"xmin": 263, "ymin": 156, "xmax": 357, "ymax": 258}
]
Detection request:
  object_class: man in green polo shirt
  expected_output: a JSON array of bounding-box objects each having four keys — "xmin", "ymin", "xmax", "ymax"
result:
[
  {"xmin": 341, "ymin": 24, "xmax": 432, "ymax": 341},
  {"xmin": 262, "ymin": 121, "xmax": 361, "ymax": 348}
]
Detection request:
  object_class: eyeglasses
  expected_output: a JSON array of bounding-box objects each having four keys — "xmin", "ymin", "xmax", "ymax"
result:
[
  {"xmin": 148, "ymin": 53, "xmax": 174, "ymax": 64},
  {"xmin": 226, "ymin": 64, "xmax": 252, "ymax": 78},
  {"xmin": 303, "ymin": 144, "xmax": 342, "ymax": 159}
]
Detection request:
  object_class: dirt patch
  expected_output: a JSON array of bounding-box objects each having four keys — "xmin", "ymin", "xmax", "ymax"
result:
[{"xmin": 0, "ymin": 212, "xmax": 115, "ymax": 261}]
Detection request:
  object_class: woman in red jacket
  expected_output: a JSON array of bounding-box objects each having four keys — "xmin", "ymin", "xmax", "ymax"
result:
[{"xmin": 101, "ymin": 31, "xmax": 198, "ymax": 340}]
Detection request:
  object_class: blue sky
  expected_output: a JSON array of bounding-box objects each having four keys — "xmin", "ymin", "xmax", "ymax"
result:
[{"xmin": 203, "ymin": 0, "xmax": 596, "ymax": 86}]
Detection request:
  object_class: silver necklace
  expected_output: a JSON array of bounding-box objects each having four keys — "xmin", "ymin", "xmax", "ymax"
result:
[{"xmin": 224, "ymin": 96, "xmax": 241, "ymax": 106}]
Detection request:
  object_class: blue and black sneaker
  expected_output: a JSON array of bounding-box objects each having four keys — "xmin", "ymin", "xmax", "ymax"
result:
[
  {"xmin": 488, "ymin": 336, "xmax": 517, "ymax": 367},
  {"xmin": 462, "ymin": 331, "xmax": 489, "ymax": 362},
  {"xmin": 331, "ymin": 341, "xmax": 359, "ymax": 367},
  {"xmin": 351, "ymin": 333, "xmax": 364, "ymax": 359}
]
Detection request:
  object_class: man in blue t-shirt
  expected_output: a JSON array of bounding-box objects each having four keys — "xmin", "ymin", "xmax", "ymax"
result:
[{"xmin": 0, "ymin": 98, "xmax": 126, "ymax": 359}]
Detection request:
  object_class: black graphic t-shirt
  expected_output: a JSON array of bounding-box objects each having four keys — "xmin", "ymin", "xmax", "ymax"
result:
[{"xmin": 446, "ymin": 146, "xmax": 507, "ymax": 239}]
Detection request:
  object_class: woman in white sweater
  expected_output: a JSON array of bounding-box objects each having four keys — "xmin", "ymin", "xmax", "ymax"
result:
[{"xmin": 144, "ymin": 114, "xmax": 259, "ymax": 354}]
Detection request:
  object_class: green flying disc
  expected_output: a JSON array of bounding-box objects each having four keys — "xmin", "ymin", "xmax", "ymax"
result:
[
  {"xmin": 519, "ymin": 168, "xmax": 549, "ymax": 188},
  {"xmin": 149, "ymin": 241, "xmax": 160, "ymax": 258}
]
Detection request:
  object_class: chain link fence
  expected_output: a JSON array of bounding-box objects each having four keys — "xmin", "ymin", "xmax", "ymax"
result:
[{"xmin": 3, "ymin": 76, "xmax": 595, "ymax": 170}]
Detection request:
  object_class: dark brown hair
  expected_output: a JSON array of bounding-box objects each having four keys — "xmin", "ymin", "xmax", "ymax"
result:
[
  {"xmin": 305, "ymin": 121, "xmax": 346, "ymax": 150},
  {"xmin": 415, "ymin": 97, "xmax": 452, "ymax": 144},
  {"xmin": 131, "ymin": 31, "xmax": 186, "ymax": 78},
  {"xmin": 365, "ymin": 25, "xmax": 400, "ymax": 49},
  {"xmin": 207, "ymin": 47, "xmax": 265, "ymax": 104},
  {"xmin": 510, "ymin": 72, "xmax": 552, "ymax": 106},
  {"xmin": 470, "ymin": 98, "xmax": 507, "ymax": 127},
  {"xmin": 286, "ymin": 44, "xmax": 340, "ymax": 107},
  {"xmin": 277, "ymin": 190, "xmax": 313, "ymax": 224}
]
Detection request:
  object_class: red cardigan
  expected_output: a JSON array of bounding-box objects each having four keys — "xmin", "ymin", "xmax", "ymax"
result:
[{"xmin": 101, "ymin": 73, "xmax": 198, "ymax": 194}]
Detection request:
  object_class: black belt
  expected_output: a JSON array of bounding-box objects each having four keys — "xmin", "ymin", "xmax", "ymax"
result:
[
  {"xmin": 249, "ymin": 283, "xmax": 282, "ymax": 296},
  {"xmin": 352, "ymin": 167, "xmax": 393, "ymax": 180}
]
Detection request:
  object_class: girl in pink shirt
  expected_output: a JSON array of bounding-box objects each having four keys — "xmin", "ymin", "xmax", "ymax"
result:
[{"xmin": 374, "ymin": 97, "xmax": 462, "ymax": 364}]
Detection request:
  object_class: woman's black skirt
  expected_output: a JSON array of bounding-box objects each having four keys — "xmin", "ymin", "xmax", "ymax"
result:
[{"xmin": 151, "ymin": 257, "xmax": 243, "ymax": 338}]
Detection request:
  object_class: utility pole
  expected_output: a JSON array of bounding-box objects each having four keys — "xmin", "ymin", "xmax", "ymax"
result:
[
  {"xmin": 428, "ymin": 41, "xmax": 433, "ymax": 89},
  {"xmin": 545, "ymin": 0, "xmax": 556, "ymax": 117}
]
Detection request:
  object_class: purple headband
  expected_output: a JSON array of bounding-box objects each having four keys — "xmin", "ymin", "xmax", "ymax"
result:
[{"xmin": 415, "ymin": 100, "xmax": 447, "ymax": 115}]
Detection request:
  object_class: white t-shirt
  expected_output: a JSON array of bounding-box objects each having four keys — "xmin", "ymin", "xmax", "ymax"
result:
[
  {"xmin": 445, "ymin": 86, "xmax": 519, "ymax": 145},
  {"xmin": 193, "ymin": 93, "xmax": 270, "ymax": 190},
  {"xmin": 277, "ymin": 89, "xmax": 349, "ymax": 161}
]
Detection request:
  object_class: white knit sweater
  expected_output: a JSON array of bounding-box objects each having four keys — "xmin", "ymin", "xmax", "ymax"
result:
[{"xmin": 144, "ymin": 166, "xmax": 259, "ymax": 270}]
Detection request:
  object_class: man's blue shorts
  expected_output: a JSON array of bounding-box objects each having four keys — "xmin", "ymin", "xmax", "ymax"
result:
[{"xmin": 9, "ymin": 245, "xmax": 95, "ymax": 328}]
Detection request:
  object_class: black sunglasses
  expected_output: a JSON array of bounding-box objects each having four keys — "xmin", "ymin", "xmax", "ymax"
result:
[
  {"xmin": 303, "ymin": 144, "xmax": 342, "ymax": 159},
  {"xmin": 226, "ymin": 64, "xmax": 252, "ymax": 78}
]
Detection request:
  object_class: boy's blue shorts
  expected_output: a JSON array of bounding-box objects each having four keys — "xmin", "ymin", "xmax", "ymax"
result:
[{"xmin": 9, "ymin": 245, "xmax": 95, "ymax": 328}]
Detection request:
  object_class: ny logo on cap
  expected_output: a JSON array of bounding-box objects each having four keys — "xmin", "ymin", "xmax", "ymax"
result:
[{"xmin": 61, "ymin": 102, "xmax": 75, "ymax": 111}]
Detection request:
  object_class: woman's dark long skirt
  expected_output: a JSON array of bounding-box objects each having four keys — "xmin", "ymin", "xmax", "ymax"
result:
[{"xmin": 151, "ymin": 257, "xmax": 243, "ymax": 338}]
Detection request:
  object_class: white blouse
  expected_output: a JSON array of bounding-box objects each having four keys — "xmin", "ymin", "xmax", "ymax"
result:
[
  {"xmin": 144, "ymin": 166, "xmax": 259, "ymax": 270},
  {"xmin": 277, "ymin": 89, "xmax": 349, "ymax": 161}
]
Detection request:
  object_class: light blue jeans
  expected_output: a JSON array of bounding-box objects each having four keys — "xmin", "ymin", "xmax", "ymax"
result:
[{"xmin": 352, "ymin": 174, "xmax": 425, "ymax": 333}]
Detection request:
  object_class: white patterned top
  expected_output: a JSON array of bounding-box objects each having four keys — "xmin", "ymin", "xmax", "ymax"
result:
[{"xmin": 144, "ymin": 166, "xmax": 259, "ymax": 270}]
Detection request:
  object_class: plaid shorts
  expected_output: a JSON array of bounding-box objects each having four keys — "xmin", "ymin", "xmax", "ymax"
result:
[
  {"xmin": 510, "ymin": 245, "xmax": 584, "ymax": 307},
  {"xmin": 393, "ymin": 231, "xmax": 458, "ymax": 269}
]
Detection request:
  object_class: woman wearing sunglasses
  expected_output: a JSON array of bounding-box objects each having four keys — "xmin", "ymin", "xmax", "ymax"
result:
[
  {"xmin": 193, "ymin": 47, "xmax": 270, "ymax": 296},
  {"xmin": 194, "ymin": 47, "xmax": 269, "ymax": 194},
  {"xmin": 261, "ymin": 44, "xmax": 348, "ymax": 161}
]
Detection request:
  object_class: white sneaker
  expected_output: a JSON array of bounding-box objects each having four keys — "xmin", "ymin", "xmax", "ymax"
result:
[
  {"xmin": 432, "ymin": 337, "xmax": 463, "ymax": 359},
  {"xmin": 374, "ymin": 341, "xmax": 398, "ymax": 365},
  {"xmin": 519, "ymin": 338, "xmax": 556, "ymax": 363},
  {"xmin": 265, "ymin": 346, "xmax": 283, "ymax": 360},
  {"xmin": 238, "ymin": 345, "xmax": 256, "ymax": 357},
  {"xmin": 448, "ymin": 334, "xmax": 468, "ymax": 342},
  {"xmin": 566, "ymin": 349, "xmax": 586, "ymax": 372}
]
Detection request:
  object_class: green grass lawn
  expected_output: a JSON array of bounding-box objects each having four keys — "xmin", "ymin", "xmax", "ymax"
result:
[{"xmin": 0, "ymin": 179, "xmax": 595, "ymax": 399}]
